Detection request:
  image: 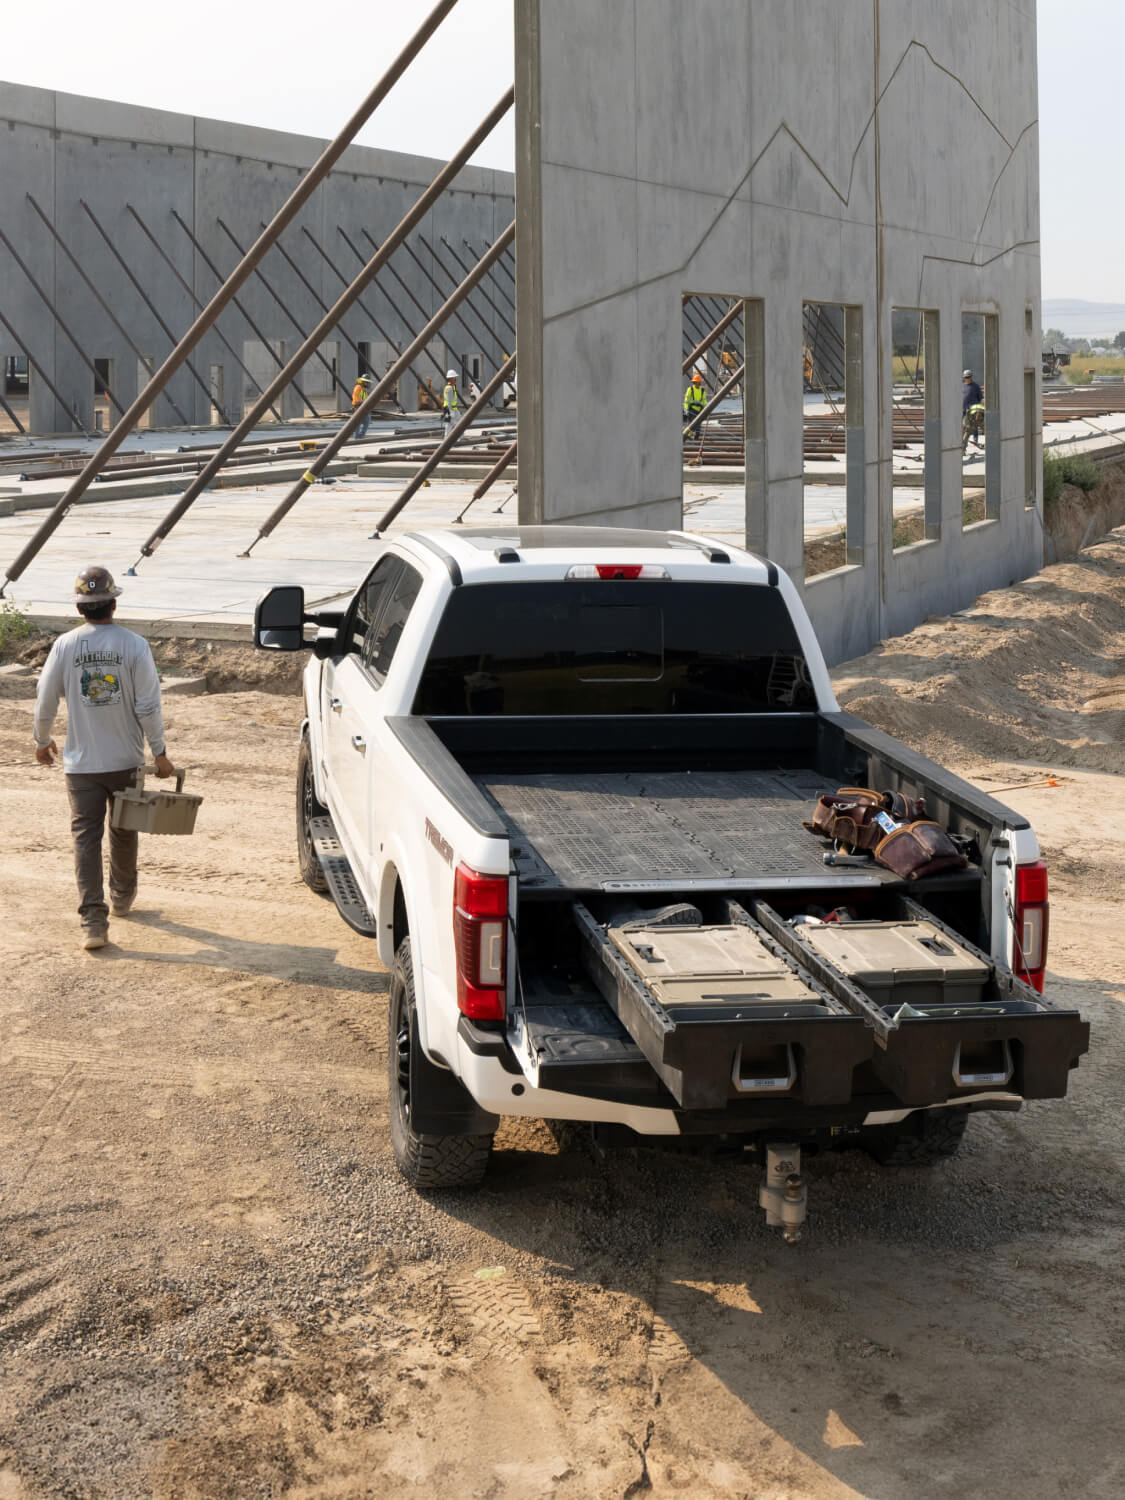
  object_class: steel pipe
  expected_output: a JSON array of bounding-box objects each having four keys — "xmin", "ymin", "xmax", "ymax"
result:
[
  {"xmin": 27, "ymin": 194, "xmax": 190, "ymax": 426},
  {"xmin": 393, "ymin": 235, "xmax": 507, "ymax": 376},
  {"xmin": 125, "ymin": 204, "xmax": 285, "ymax": 423},
  {"xmin": 0, "ymin": 226, "xmax": 128, "ymax": 420},
  {"xmin": 683, "ymin": 361, "xmax": 745, "ymax": 437},
  {"xmin": 216, "ymin": 217, "xmax": 344, "ymax": 402},
  {"xmin": 682, "ymin": 300, "xmax": 743, "ymax": 376},
  {"xmin": 261, "ymin": 228, "xmax": 365, "ymax": 384},
  {"xmin": 0, "ymin": 307, "xmax": 88, "ymax": 434},
  {"xmin": 241, "ymin": 222, "xmax": 515, "ymax": 554},
  {"xmin": 79, "ymin": 201, "xmax": 226, "ymax": 422},
  {"xmin": 322, "ymin": 224, "xmax": 447, "ymax": 392},
  {"xmin": 172, "ymin": 210, "xmax": 318, "ymax": 418},
  {"xmin": 441, "ymin": 237, "xmax": 516, "ymax": 340},
  {"xmin": 372, "ymin": 351, "xmax": 516, "ymax": 536},
  {"xmin": 420, "ymin": 233, "xmax": 513, "ymax": 356},
  {"xmin": 128, "ymin": 88, "xmax": 514, "ymax": 569},
  {"xmin": 0, "ymin": 0, "xmax": 462, "ymax": 594},
  {"xmin": 478, "ymin": 238, "xmax": 517, "ymax": 289}
]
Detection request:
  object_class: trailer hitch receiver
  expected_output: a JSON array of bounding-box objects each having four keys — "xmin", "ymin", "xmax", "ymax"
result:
[{"xmin": 759, "ymin": 1142, "xmax": 808, "ymax": 1245}]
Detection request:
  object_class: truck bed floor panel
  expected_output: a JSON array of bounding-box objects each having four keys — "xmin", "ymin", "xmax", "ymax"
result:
[{"xmin": 479, "ymin": 769, "xmax": 931, "ymax": 892}]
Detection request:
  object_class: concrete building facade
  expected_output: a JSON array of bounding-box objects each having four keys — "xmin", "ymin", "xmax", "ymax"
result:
[
  {"xmin": 515, "ymin": 2, "xmax": 1043, "ymax": 662},
  {"xmin": 0, "ymin": 82, "xmax": 515, "ymax": 434}
]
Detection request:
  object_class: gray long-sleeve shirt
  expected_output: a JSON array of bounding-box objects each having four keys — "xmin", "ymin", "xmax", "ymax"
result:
[{"xmin": 33, "ymin": 621, "xmax": 166, "ymax": 774}]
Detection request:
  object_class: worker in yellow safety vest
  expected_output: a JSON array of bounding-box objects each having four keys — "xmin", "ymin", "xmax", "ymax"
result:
[
  {"xmin": 442, "ymin": 369, "xmax": 461, "ymax": 426},
  {"xmin": 351, "ymin": 372, "xmax": 374, "ymax": 440},
  {"xmin": 683, "ymin": 371, "xmax": 707, "ymax": 425}
]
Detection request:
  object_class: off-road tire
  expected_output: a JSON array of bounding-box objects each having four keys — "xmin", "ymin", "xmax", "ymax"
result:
[
  {"xmin": 388, "ymin": 938, "xmax": 493, "ymax": 1189},
  {"xmin": 296, "ymin": 734, "xmax": 328, "ymax": 893},
  {"xmin": 864, "ymin": 1107, "xmax": 970, "ymax": 1167}
]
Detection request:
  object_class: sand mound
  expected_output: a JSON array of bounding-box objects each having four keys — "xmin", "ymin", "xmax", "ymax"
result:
[{"xmin": 832, "ymin": 529, "xmax": 1125, "ymax": 775}]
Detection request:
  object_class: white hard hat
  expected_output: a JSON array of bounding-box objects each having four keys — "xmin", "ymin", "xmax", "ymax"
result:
[
  {"xmin": 962, "ymin": 370, "xmax": 973, "ymax": 379},
  {"xmin": 446, "ymin": 369, "xmax": 457, "ymax": 380}
]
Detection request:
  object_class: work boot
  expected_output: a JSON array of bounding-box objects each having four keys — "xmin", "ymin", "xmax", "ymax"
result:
[
  {"xmin": 111, "ymin": 893, "xmax": 135, "ymax": 917},
  {"xmin": 81, "ymin": 928, "xmax": 108, "ymax": 951}
]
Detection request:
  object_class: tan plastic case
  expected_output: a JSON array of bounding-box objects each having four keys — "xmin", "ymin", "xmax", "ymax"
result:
[
  {"xmin": 110, "ymin": 769, "xmax": 203, "ymax": 836},
  {"xmin": 797, "ymin": 919, "xmax": 989, "ymax": 1009},
  {"xmin": 609, "ymin": 922, "xmax": 820, "ymax": 1011}
]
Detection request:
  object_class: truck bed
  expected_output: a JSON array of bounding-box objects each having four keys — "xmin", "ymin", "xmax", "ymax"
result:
[{"xmin": 476, "ymin": 768, "xmax": 977, "ymax": 894}]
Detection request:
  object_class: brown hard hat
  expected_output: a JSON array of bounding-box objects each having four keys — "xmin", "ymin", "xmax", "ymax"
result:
[{"xmin": 74, "ymin": 565, "xmax": 123, "ymax": 604}]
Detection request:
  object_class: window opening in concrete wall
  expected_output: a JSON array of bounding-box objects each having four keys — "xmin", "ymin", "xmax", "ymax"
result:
[
  {"xmin": 961, "ymin": 312, "xmax": 999, "ymax": 528},
  {"xmin": 891, "ymin": 309, "xmax": 941, "ymax": 549},
  {"xmin": 804, "ymin": 302, "xmax": 864, "ymax": 577},
  {"xmin": 357, "ymin": 340, "xmax": 373, "ymax": 378},
  {"xmin": 681, "ymin": 295, "xmax": 745, "ymax": 527},
  {"xmin": 93, "ymin": 358, "xmax": 113, "ymax": 431},
  {"xmin": 1024, "ymin": 368, "xmax": 1038, "ymax": 507},
  {"xmin": 2, "ymin": 355, "xmax": 30, "ymax": 436},
  {"xmin": 319, "ymin": 340, "xmax": 340, "ymax": 415},
  {"xmin": 209, "ymin": 365, "xmax": 225, "ymax": 426},
  {"xmin": 136, "ymin": 357, "xmax": 154, "ymax": 430}
]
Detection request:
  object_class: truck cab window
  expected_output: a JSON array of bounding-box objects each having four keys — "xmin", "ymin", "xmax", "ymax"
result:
[
  {"xmin": 364, "ymin": 562, "xmax": 423, "ymax": 683},
  {"xmin": 347, "ymin": 555, "xmax": 403, "ymax": 655}
]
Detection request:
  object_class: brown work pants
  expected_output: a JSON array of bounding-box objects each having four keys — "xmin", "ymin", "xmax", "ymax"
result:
[{"xmin": 65, "ymin": 769, "xmax": 140, "ymax": 932}]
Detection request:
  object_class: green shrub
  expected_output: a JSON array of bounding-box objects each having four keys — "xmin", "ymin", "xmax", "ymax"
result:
[
  {"xmin": 1062, "ymin": 452, "xmax": 1100, "ymax": 493},
  {"xmin": 0, "ymin": 600, "xmax": 33, "ymax": 656},
  {"xmin": 1043, "ymin": 451, "xmax": 1065, "ymax": 508},
  {"xmin": 1063, "ymin": 369, "xmax": 1094, "ymax": 386},
  {"xmin": 1043, "ymin": 449, "xmax": 1101, "ymax": 509}
]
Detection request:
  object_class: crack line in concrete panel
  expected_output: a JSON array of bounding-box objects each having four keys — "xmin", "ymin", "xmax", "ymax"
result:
[
  {"xmin": 543, "ymin": 37, "xmax": 1033, "ymax": 329},
  {"xmin": 971, "ymin": 119, "xmax": 1038, "ymax": 248},
  {"xmin": 912, "ymin": 237, "xmax": 1040, "ymax": 309}
]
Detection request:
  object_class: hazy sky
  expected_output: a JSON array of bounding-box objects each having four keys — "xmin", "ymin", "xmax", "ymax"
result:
[{"xmin": 0, "ymin": 2, "xmax": 1113, "ymax": 302}]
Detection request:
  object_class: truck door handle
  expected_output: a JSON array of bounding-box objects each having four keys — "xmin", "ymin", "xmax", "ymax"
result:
[
  {"xmin": 329, "ymin": 697, "xmax": 343, "ymax": 713},
  {"xmin": 351, "ymin": 735, "xmax": 367, "ymax": 754}
]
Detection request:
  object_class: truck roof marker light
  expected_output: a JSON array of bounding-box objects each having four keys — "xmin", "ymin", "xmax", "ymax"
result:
[{"xmin": 566, "ymin": 564, "xmax": 669, "ymax": 580}]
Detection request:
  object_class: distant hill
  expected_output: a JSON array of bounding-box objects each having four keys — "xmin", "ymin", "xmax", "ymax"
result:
[{"xmin": 1043, "ymin": 300, "xmax": 1125, "ymax": 339}]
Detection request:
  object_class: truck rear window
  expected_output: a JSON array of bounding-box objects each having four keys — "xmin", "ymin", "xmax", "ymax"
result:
[{"xmin": 414, "ymin": 581, "xmax": 816, "ymax": 715}]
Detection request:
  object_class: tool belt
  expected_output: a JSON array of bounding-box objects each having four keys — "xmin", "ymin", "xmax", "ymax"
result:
[{"xmin": 804, "ymin": 786, "xmax": 968, "ymax": 881}]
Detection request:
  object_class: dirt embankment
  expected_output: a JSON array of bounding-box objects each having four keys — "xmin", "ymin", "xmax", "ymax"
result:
[
  {"xmin": 0, "ymin": 538, "xmax": 1122, "ymax": 1499},
  {"xmin": 834, "ymin": 531, "xmax": 1125, "ymax": 777}
]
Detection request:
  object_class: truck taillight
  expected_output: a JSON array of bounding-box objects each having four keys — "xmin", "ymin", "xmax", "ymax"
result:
[
  {"xmin": 453, "ymin": 864, "xmax": 508, "ymax": 1020},
  {"xmin": 1014, "ymin": 860, "xmax": 1049, "ymax": 992}
]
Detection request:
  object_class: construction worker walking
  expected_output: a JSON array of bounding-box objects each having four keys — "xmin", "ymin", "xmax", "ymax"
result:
[
  {"xmin": 683, "ymin": 371, "xmax": 707, "ymax": 427},
  {"xmin": 351, "ymin": 372, "xmax": 374, "ymax": 440},
  {"xmin": 961, "ymin": 372, "xmax": 985, "ymax": 453},
  {"xmin": 442, "ymin": 369, "xmax": 461, "ymax": 426},
  {"xmin": 32, "ymin": 566, "xmax": 176, "ymax": 951}
]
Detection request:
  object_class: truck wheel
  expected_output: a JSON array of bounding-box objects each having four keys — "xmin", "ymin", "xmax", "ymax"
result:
[
  {"xmin": 864, "ymin": 1108, "xmax": 970, "ymax": 1167},
  {"xmin": 296, "ymin": 734, "xmax": 328, "ymax": 893},
  {"xmin": 388, "ymin": 938, "xmax": 493, "ymax": 1190}
]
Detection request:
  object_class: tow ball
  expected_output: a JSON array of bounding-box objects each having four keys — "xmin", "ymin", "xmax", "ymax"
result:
[{"xmin": 759, "ymin": 1142, "xmax": 808, "ymax": 1244}]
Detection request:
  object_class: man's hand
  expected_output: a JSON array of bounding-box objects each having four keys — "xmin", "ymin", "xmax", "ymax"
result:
[
  {"xmin": 35, "ymin": 740, "xmax": 58, "ymax": 767},
  {"xmin": 154, "ymin": 753, "xmax": 176, "ymax": 779}
]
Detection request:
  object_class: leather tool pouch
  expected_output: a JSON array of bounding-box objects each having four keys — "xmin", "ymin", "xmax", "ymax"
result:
[
  {"xmin": 872, "ymin": 820, "xmax": 969, "ymax": 880},
  {"xmin": 803, "ymin": 787, "xmax": 928, "ymax": 854}
]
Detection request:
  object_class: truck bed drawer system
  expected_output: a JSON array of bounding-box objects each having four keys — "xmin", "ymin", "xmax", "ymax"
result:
[{"xmin": 570, "ymin": 899, "xmax": 1088, "ymax": 1114}]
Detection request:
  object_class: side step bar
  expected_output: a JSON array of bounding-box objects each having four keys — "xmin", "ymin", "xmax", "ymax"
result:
[{"xmin": 308, "ymin": 815, "xmax": 379, "ymax": 937}]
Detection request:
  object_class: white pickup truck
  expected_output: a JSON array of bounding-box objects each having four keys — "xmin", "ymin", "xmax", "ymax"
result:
[{"xmin": 256, "ymin": 527, "xmax": 1087, "ymax": 1234}]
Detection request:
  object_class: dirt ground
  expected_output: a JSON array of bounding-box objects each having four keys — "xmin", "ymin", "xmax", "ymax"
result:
[{"xmin": 1, "ymin": 539, "xmax": 1123, "ymax": 1499}]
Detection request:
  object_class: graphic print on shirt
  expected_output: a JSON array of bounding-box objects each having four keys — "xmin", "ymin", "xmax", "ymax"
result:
[{"xmin": 75, "ymin": 646, "xmax": 124, "ymax": 708}]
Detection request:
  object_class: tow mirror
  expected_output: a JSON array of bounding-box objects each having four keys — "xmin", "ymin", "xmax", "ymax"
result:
[{"xmin": 255, "ymin": 585, "xmax": 306, "ymax": 651}]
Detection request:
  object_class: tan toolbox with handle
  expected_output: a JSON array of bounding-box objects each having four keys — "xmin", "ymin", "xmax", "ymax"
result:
[{"xmin": 110, "ymin": 769, "xmax": 203, "ymax": 836}]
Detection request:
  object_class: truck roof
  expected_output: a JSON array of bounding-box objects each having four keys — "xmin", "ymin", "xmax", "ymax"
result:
[{"xmin": 402, "ymin": 526, "xmax": 777, "ymax": 584}]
